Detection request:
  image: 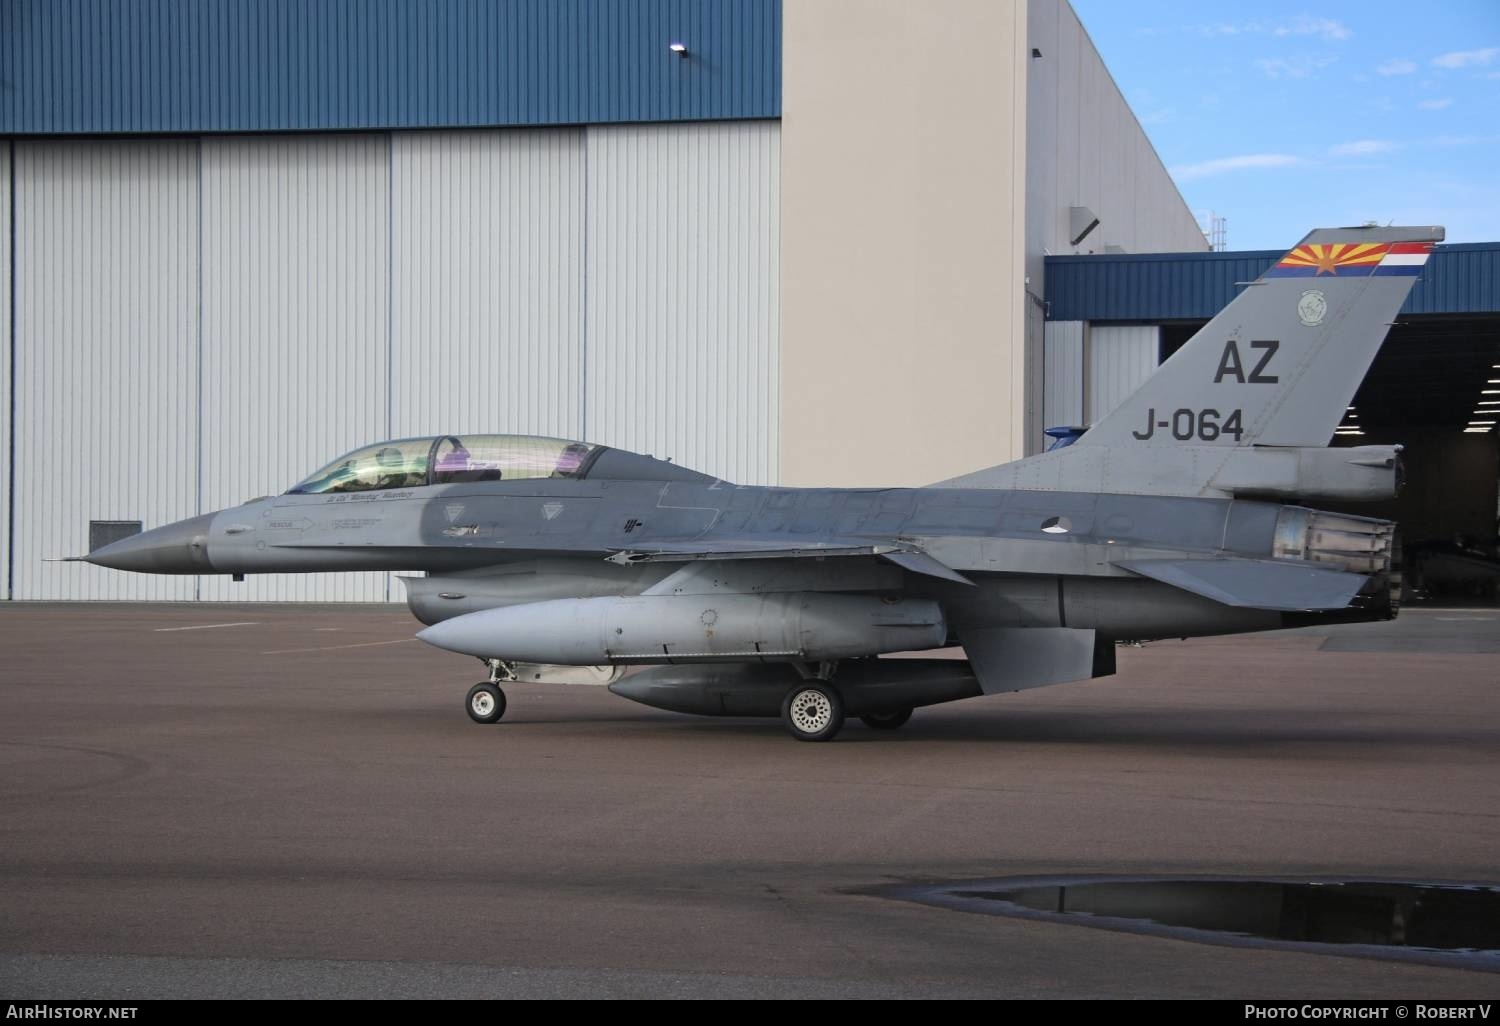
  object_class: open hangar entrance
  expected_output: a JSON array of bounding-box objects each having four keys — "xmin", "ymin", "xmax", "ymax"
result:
[{"xmin": 1045, "ymin": 243, "xmax": 1500, "ymax": 603}]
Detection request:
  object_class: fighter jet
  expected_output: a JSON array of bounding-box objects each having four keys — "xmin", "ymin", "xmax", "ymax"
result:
[{"xmin": 84, "ymin": 225, "xmax": 1442, "ymax": 740}]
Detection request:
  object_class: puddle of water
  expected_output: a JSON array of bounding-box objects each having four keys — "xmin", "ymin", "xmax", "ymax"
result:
[{"xmin": 876, "ymin": 876, "xmax": 1500, "ymax": 971}]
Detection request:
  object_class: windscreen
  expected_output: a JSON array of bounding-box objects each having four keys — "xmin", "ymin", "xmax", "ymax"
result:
[{"xmin": 286, "ymin": 439, "xmax": 434, "ymax": 494}]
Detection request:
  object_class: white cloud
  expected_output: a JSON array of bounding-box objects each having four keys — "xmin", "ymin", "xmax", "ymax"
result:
[
  {"xmin": 1273, "ymin": 16, "xmax": 1351, "ymax": 42},
  {"xmin": 1431, "ymin": 133, "xmax": 1497, "ymax": 146},
  {"xmin": 1376, "ymin": 59, "xmax": 1417, "ymax": 76},
  {"xmin": 1418, "ymin": 98, "xmax": 1454, "ymax": 110},
  {"xmin": 1433, "ymin": 47, "xmax": 1499, "ymax": 69},
  {"xmin": 1171, "ymin": 154, "xmax": 1304, "ymax": 182},
  {"xmin": 1255, "ymin": 55, "xmax": 1338, "ymax": 79},
  {"xmin": 1198, "ymin": 21, "xmax": 1257, "ymax": 37},
  {"xmin": 1327, "ymin": 140, "xmax": 1398, "ymax": 157},
  {"xmin": 1194, "ymin": 16, "xmax": 1350, "ymax": 41}
]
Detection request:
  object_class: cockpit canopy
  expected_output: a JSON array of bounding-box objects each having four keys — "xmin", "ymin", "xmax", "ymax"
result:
[{"xmin": 287, "ymin": 435, "xmax": 601, "ymax": 495}]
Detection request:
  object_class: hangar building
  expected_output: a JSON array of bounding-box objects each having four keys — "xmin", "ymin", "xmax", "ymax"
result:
[{"xmin": 1, "ymin": 0, "xmax": 1234, "ymax": 601}]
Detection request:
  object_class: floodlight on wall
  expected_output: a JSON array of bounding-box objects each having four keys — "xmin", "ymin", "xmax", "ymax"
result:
[
  {"xmin": 1031, "ymin": 48, "xmax": 1043, "ymax": 59},
  {"xmin": 1069, "ymin": 206, "xmax": 1100, "ymax": 246},
  {"xmin": 669, "ymin": 42, "xmax": 689, "ymax": 58}
]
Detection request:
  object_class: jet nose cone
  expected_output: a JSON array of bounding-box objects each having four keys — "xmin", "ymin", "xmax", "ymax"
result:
[{"xmin": 85, "ymin": 512, "xmax": 218, "ymax": 573}]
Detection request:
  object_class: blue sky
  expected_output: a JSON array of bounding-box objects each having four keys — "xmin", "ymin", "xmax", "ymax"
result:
[{"xmin": 1070, "ymin": 0, "xmax": 1500, "ymax": 250}]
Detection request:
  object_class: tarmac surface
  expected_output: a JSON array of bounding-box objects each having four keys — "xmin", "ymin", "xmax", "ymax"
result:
[{"xmin": 1, "ymin": 602, "xmax": 1498, "ymax": 999}]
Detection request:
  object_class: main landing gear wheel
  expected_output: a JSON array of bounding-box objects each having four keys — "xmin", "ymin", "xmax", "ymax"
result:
[
  {"xmin": 781, "ymin": 683, "xmax": 845, "ymax": 742},
  {"xmin": 860, "ymin": 708, "xmax": 913, "ymax": 731},
  {"xmin": 466, "ymin": 682, "xmax": 507, "ymax": 724}
]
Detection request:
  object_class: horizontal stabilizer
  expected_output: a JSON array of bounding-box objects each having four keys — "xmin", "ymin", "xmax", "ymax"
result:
[
  {"xmin": 962, "ymin": 627, "xmax": 1113, "ymax": 695},
  {"xmin": 1117, "ymin": 557, "xmax": 1366, "ymax": 612}
]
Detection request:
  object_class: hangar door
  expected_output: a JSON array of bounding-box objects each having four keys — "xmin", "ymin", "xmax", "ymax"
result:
[
  {"xmin": 1042, "ymin": 322, "xmax": 1159, "ymax": 436},
  {"xmin": 8, "ymin": 123, "xmax": 781, "ymax": 601}
]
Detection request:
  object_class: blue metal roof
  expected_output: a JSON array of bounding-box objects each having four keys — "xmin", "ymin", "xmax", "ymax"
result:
[
  {"xmin": 0, "ymin": 0, "xmax": 781, "ymax": 135},
  {"xmin": 1045, "ymin": 243, "xmax": 1500, "ymax": 322}
]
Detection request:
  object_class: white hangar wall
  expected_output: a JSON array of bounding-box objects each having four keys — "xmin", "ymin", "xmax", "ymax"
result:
[
  {"xmin": 196, "ymin": 135, "xmax": 393, "ymax": 603},
  {"xmin": 778, "ymin": 0, "xmax": 1205, "ymax": 489},
  {"xmin": 390, "ymin": 129, "xmax": 585, "ymax": 444},
  {"xmin": 780, "ymin": 0, "xmax": 1030, "ymax": 489},
  {"xmin": 1025, "ymin": 0, "xmax": 1208, "ymax": 263},
  {"xmin": 584, "ymin": 122, "xmax": 781, "ymax": 487},
  {"xmin": 13, "ymin": 141, "xmax": 202, "ymax": 602},
  {"xmin": 9, "ymin": 122, "xmax": 780, "ymax": 601},
  {"xmin": 0, "ymin": 146, "xmax": 10, "ymax": 599},
  {"xmin": 1026, "ymin": 0, "xmax": 1209, "ymax": 450}
]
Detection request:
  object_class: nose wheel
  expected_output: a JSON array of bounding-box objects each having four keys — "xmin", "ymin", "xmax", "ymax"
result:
[{"xmin": 466, "ymin": 682, "xmax": 507, "ymax": 724}]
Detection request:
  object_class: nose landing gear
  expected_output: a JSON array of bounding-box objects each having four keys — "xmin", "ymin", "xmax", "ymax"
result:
[
  {"xmin": 466, "ymin": 682, "xmax": 506, "ymax": 723},
  {"xmin": 465, "ymin": 659, "xmax": 516, "ymax": 724}
]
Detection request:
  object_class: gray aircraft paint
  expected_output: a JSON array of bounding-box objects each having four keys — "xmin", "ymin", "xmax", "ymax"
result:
[{"xmin": 81, "ymin": 226, "xmax": 1438, "ymax": 728}]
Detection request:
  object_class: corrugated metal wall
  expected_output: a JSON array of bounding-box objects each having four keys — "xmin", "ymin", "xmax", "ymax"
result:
[
  {"xmin": 13, "ymin": 140, "xmax": 200, "ymax": 601},
  {"xmin": 585, "ymin": 121, "xmax": 780, "ymax": 484},
  {"xmin": 8, "ymin": 122, "xmax": 779, "ymax": 601},
  {"xmin": 1088, "ymin": 325, "xmax": 1159, "ymax": 423},
  {"xmin": 0, "ymin": 0, "xmax": 782, "ymax": 135},
  {"xmin": 1, "ymin": 146, "xmax": 10, "ymax": 598},
  {"xmin": 1045, "ymin": 244, "xmax": 1500, "ymax": 323},
  {"xmin": 1042, "ymin": 321, "xmax": 1084, "ymax": 430},
  {"xmin": 198, "ymin": 135, "xmax": 392, "ymax": 603},
  {"xmin": 390, "ymin": 129, "xmax": 586, "ymax": 442},
  {"xmin": 1398, "ymin": 244, "xmax": 1499, "ymax": 316}
]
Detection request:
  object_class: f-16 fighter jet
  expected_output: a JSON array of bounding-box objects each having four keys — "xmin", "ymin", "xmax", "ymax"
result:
[{"xmin": 86, "ymin": 226, "xmax": 1442, "ymax": 740}]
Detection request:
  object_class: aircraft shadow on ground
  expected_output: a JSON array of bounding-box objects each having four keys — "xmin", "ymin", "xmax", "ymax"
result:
[{"xmin": 379, "ymin": 705, "xmax": 1473, "ymax": 751}]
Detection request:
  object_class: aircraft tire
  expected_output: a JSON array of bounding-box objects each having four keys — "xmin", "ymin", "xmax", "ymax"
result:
[
  {"xmin": 781, "ymin": 683, "xmax": 845, "ymax": 742},
  {"xmin": 466, "ymin": 682, "xmax": 507, "ymax": 724},
  {"xmin": 860, "ymin": 708, "xmax": 913, "ymax": 730}
]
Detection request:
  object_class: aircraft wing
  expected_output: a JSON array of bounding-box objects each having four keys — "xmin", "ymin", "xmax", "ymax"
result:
[
  {"xmin": 1115, "ymin": 557, "xmax": 1368, "ymax": 612},
  {"xmin": 605, "ymin": 539, "xmax": 974, "ymax": 585}
]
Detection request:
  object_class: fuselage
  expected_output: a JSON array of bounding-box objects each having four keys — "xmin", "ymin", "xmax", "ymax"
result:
[{"xmin": 87, "ymin": 472, "xmax": 1397, "ymax": 644}]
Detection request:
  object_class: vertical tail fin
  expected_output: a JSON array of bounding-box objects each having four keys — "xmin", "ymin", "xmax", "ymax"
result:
[{"xmin": 1074, "ymin": 225, "xmax": 1443, "ymax": 450}]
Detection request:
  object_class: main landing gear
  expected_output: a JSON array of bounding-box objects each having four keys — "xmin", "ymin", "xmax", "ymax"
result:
[
  {"xmin": 779, "ymin": 682, "xmax": 850, "ymax": 742},
  {"xmin": 779, "ymin": 660, "xmax": 921, "ymax": 741},
  {"xmin": 465, "ymin": 660, "xmax": 514, "ymax": 724},
  {"xmin": 777, "ymin": 678, "xmax": 919, "ymax": 742},
  {"xmin": 860, "ymin": 708, "xmax": 913, "ymax": 731}
]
